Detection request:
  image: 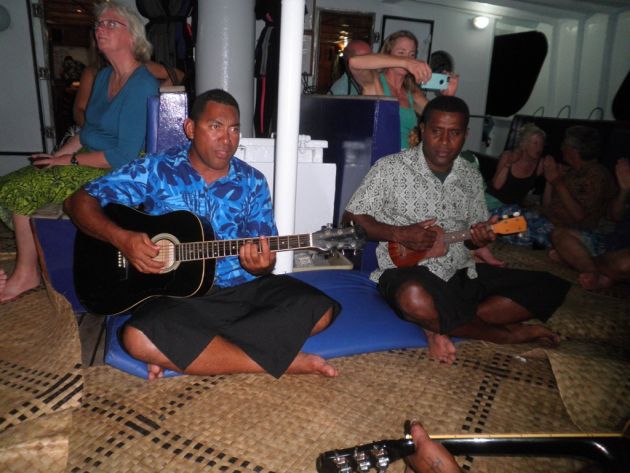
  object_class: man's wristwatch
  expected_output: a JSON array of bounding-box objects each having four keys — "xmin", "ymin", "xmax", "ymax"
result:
[{"xmin": 70, "ymin": 152, "xmax": 79, "ymax": 165}]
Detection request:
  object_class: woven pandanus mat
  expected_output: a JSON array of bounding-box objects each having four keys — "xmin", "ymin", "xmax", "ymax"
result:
[
  {"xmin": 491, "ymin": 241, "xmax": 630, "ymax": 299},
  {"xmin": 67, "ymin": 342, "xmax": 588, "ymax": 473},
  {"xmin": 0, "ymin": 286, "xmax": 83, "ymax": 433},
  {"xmin": 547, "ymin": 286, "xmax": 629, "ymax": 348},
  {"xmin": 0, "ymin": 410, "xmax": 71, "ymax": 473},
  {"xmin": 491, "ymin": 241, "xmax": 578, "ymax": 283},
  {"xmin": 543, "ymin": 341, "xmax": 630, "ymax": 432}
]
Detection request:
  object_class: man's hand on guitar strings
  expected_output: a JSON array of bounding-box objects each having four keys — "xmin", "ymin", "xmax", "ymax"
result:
[
  {"xmin": 120, "ymin": 231, "xmax": 164, "ymax": 274},
  {"xmin": 394, "ymin": 218, "xmax": 443, "ymax": 252},
  {"xmin": 240, "ymin": 236, "xmax": 276, "ymax": 275},
  {"xmin": 469, "ymin": 215, "xmax": 499, "ymax": 248}
]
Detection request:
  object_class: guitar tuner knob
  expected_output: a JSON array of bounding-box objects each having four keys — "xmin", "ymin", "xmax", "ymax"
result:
[
  {"xmin": 354, "ymin": 450, "xmax": 371, "ymax": 472},
  {"xmin": 501, "ymin": 214, "xmax": 509, "ymax": 219},
  {"xmin": 512, "ymin": 211, "xmax": 521, "ymax": 217}
]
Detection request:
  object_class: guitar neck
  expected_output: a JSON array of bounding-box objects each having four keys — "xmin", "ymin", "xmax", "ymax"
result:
[
  {"xmin": 442, "ymin": 229, "xmax": 471, "ymax": 245},
  {"xmin": 176, "ymin": 234, "xmax": 313, "ymax": 262}
]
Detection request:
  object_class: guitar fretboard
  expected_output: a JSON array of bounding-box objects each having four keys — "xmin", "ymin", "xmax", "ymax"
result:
[
  {"xmin": 443, "ymin": 229, "xmax": 470, "ymax": 245},
  {"xmin": 175, "ymin": 234, "xmax": 312, "ymax": 262}
]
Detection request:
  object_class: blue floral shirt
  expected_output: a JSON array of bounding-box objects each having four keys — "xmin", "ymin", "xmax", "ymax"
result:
[{"xmin": 83, "ymin": 145, "xmax": 277, "ymax": 288}]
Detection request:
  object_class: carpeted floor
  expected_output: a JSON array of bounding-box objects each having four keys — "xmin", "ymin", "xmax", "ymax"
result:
[{"xmin": 0, "ymin": 239, "xmax": 629, "ymax": 472}]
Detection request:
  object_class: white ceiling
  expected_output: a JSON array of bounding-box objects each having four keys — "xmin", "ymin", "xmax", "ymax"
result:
[
  {"xmin": 403, "ymin": 0, "xmax": 630, "ymax": 19},
  {"xmin": 484, "ymin": 0, "xmax": 629, "ymax": 14}
]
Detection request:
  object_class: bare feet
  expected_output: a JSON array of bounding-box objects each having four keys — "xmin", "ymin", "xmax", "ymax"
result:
[
  {"xmin": 425, "ymin": 331, "xmax": 457, "ymax": 365},
  {"xmin": 579, "ymin": 272, "xmax": 613, "ymax": 291},
  {"xmin": 286, "ymin": 352, "xmax": 338, "ymax": 377},
  {"xmin": 147, "ymin": 363, "xmax": 165, "ymax": 381},
  {"xmin": 404, "ymin": 420, "xmax": 462, "ymax": 473},
  {"xmin": 0, "ymin": 269, "xmax": 40, "ymax": 303}
]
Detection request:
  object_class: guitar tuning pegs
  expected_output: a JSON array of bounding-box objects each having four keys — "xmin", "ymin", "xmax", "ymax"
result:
[
  {"xmin": 512, "ymin": 211, "xmax": 521, "ymax": 217},
  {"xmin": 501, "ymin": 214, "xmax": 509, "ymax": 220},
  {"xmin": 518, "ymin": 232, "xmax": 525, "ymax": 238},
  {"xmin": 353, "ymin": 449, "xmax": 371, "ymax": 472}
]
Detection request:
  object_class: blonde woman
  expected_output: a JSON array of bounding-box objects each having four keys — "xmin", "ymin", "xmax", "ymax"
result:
[
  {"xmin": 350, "ymin": 30, "xmax": 459, "ymax": 149},
  {"xmin": 0, "ymin": 1, "xmax": 158, "ymax": 302},
  {"xmin": 486, "ymin": 123, "xmax": 548, "ymax": 209}
]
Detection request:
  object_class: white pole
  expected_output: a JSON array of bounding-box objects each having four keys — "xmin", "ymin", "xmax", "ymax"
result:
[
  {"xmin": 273, "ymin": 0, "xmax": 305, "ymax": 274},
  {"xmin": 196, "ymin": 0, "xmax": 255, "ymax": 137}
]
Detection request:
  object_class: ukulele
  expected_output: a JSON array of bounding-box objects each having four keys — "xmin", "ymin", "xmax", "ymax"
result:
[{"xmin": 388, "ymin": 215, "xmax": 527, "ymax": 268}]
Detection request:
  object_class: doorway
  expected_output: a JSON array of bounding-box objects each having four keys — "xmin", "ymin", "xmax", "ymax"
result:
[
  {"xmin": 41, "ymin": 0, "xmax": 95, "ymax": 144},
  {"xmin": 314, "ymin": 9, "xmax": 374, "ymax": 94}
]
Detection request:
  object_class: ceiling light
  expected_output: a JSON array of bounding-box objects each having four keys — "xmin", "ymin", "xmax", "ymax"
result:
[{"xmin": 472, "ymin": 16, "xmax": 490, "ymax": 30}]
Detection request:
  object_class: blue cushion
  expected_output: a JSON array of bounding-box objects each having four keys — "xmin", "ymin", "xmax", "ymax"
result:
[
  {"xmin": 103, "ymin": 270, "xmax": 427, "ymax": 378},
  {"xmin": 104, "ymin": 314, "xmax": 181, "ymax": 379},
  {"xmin": 293, "ymin": 270, "xmax": 427, "ymax": 358},
  {"xmin": 145, "ymin": 91, "xmax": 188, "ymax": 155},
  {"xmin": 32, "ymin": 218, "xmax": 87, "ymax": 313}
]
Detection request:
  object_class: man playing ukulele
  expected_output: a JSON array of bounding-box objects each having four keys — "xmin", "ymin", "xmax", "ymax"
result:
[{"xmin": 344, "ymin": 96, "xmax": 570, "ymax": 364}]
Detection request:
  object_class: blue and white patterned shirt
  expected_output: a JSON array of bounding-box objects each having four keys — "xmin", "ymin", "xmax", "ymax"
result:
[{"xmin": 84, "ymin": 145, "xmax": 277, "ymax": 288}]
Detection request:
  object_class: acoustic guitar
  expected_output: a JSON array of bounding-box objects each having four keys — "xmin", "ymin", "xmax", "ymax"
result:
[
  {"xmin": 73, "ymin": 204, "xmax": 364, "ymax": 315},
  {"xmin": 317, "ymin": 431, "xmax": 630, "ymax": 473},
  {"xmin": 388, "ymin": 215, "xmax": 527, "ymax": 268}
]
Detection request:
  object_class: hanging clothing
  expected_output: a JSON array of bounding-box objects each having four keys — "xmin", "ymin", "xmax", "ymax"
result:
[{"xmin": 254, "ymin": 0, "xmax": 281, "ymax": 137}]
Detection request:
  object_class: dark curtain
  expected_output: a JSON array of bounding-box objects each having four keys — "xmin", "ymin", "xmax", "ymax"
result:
[{"xmin": 136, "ymin": 0, "xmax": 195, "ymax": 71}]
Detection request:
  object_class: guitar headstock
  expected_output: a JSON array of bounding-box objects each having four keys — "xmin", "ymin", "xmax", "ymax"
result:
[
  {"xmin": 316, "ymin": 437, "xmax": 414, "ymax": 473},
  {"xmin": 491, "ymin": 214, "xmax": 527, "ymax": 235},
  {"xmin": 311, "ymin": 224, "xmax": 366, "ymax": 252}
]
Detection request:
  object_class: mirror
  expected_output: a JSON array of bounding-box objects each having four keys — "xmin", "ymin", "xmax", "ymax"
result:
[{"xmin": 314, "ymin": 9, "xmax": 375, "ymax": 94}]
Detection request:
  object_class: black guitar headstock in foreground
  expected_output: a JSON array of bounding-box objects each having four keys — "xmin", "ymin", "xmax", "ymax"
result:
[{"xmin": 316, "ymin": 437, "xmax": 414, "ymax": 473}]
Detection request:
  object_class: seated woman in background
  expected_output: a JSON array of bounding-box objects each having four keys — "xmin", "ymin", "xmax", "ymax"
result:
[
  {"xmin": 486, "ymin": 123, "xmax": 547, "ymax": 211},
  {"xmin": 349, "ymin": 30, "xmax": 459, "ymax": 149},
  {"xmin": 72, "ymin": 44, "xmax": 182, "ymax": 132},
  {"xmin": 0, "ymin": 1, "xmax": 158, "ymax": 302}
]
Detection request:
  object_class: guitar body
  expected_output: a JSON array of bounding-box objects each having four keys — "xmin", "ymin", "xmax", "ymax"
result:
[
  {"xmin": 74, "ymin": 204, "xmax": 215, "ymax": 315},
  {"xmin": 388, "ymin": 242, "xmax": 429, "ymax": 268}
]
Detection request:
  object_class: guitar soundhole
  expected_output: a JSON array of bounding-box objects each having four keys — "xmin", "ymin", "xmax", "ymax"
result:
[{"xmin": 152, "ymin": 233, "xmax": 180, "ymax": 274}]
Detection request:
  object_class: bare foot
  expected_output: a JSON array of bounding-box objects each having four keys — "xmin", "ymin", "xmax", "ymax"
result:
[
  {"xmin": 286, "ymin": 352, "xmax": 338, "ymax": 377},
  {"xmin": 548, "ymin": 249, "xmax": 561, "ymax": 263},
  {"xmin": 404, "ymin": 420, "xmax": 462, "ymax": 473},
  {"xmin": 425, "ymin": 330, "xmax": 457, "ymax": 365},
  {"xmin": 579, "ymin": 272, "xmax": 613, "ymax": 290},
  {"xmin": 507, "ymin": 323, "xmax": 560, "ymax": 347},
  {"xmin": 0, "ymin": 269, "xmax": 40, "ymax": 303},
  {"xmin": 473, "ymin": 247, "xmax": 505, "ymax": 267},
  {"xmin": 147, "ymin": 363, "xmax": 165, "ymax": 381}
]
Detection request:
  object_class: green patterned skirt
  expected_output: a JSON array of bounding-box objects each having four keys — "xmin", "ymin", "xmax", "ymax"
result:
[{"xmin": 0, "ymin": 165, "xmax": 108, "ymax": 230}]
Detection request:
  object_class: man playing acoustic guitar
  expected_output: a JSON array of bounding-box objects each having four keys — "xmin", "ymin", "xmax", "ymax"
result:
[
  {"xmin": 65, "ymin": 89, "xmax": 340, "ymax": 380},
  {"xmin": 344, "ymin": 96, "xmax": 570, "ymax": 364}
]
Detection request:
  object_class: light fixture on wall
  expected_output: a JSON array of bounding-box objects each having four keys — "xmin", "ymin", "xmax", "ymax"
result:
[
  {"xmin": 0, "ymin": 6, "xmax": 11, "ymax": 32},
  {"xmin": 472, "ymin": 16, "xmax": 490, "ymax": 30}
]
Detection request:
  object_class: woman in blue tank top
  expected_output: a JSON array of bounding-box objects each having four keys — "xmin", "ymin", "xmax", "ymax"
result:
[{"xmin": 349, "ymin": 30, "xmax": 459, "ymax": 149}]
